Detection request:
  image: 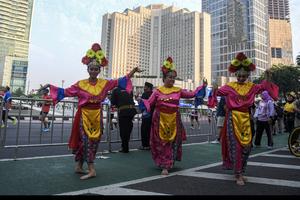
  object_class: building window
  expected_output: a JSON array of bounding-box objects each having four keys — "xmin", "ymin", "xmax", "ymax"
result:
[{"xmin": 271, "ymin": 47, "xmax": 282, "ymax": 58}]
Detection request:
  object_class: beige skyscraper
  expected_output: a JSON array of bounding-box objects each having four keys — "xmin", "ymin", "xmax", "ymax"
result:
[
  {"xmin": 0, "ymin": 0, "xmax": 34, "ymax": 92},
  {"xmin": 268, "ymin": 0, "xmax": 293, "ymax": 65},
  {"xmin": 101, "ymin": 4, "xmax": 211, "ymax": 88}
]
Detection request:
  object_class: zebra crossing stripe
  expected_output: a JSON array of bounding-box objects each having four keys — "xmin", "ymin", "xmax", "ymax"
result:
[
  {"xmin": 248, "ymin": 161, "xmax": 300, "ymax": 170},
  {"xmin": 180, "ymin": 171, "xmax": 300, "ymax": 188}
]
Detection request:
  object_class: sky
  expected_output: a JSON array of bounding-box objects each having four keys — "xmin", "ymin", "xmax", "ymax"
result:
[{"xmin": 27, "ymin": 0, "xmax": 300, "ymax": 93}]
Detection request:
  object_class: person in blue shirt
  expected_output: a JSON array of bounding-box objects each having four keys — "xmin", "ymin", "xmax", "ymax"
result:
[{"xmin": 1, "ymin": 86, "xmax": 17, "ymax": 128}]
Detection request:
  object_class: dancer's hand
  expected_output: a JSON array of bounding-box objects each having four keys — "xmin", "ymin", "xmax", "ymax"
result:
[
  {"xmin": 38, "ymin": 84, "xmax": 50, "ymax": 92},
  {"xmin": 202, "ymin": 78, "xmax": 208, "ymax": 86},
  {"xmin": 128, "ymin": 67, "xmax": 143, "ymax": 78},
  {"xmin": 134, "ymin": 67, "xmax": 143, "ymax": 73}
]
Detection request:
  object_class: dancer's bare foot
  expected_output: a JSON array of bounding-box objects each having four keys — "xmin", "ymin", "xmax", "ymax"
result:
[
  {"xmin": 242, "ymin": 176, "xmax": 247, "ymax": 182},
  {"xmin": 235, "ymin": 175, "xmax": 245, "ymax": 186},
  {"xmin": 161, "ymin": 169, "xmax": 168, "ymax": 175},
  {"xmin": 75, "ymin": 167, "xmax": 86, "ymax": 174},
  {"xmin": 80, "ymin": 171, "xmax": 96, "ymax": 180}
]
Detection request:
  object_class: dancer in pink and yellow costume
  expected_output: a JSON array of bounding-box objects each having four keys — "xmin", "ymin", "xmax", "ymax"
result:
[
  {"xmin": 40, "ymin": 43, "xmax": 141, "ymax": 180},
  {"xmin": 208, "ymin": 52, "xmax": 279, "ymax": 185},
  {"xmin": 139, "ymin": 57, "xmax": 208, "ymax": 175}
]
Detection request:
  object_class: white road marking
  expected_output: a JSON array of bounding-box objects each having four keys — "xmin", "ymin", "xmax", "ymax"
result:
[
  {"xmin": 248, "ymin": 162, "xmax": 300, "ymax": 170},
  {"xmin": 180, "ymin": 171, "xmax": 300, "ymax": 188},
  {"xmin": 261, "ymin": 154, "xmax": 299, "ymax": 159},
  {"xmin": 58, "ymin": 174, "xmax": 172, "ymax": 195},
  {"xmin": 64, "ymin": 187, "xmax": 167, "ymax": 196}
]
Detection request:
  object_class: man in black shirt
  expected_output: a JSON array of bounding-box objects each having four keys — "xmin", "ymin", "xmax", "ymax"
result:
[
  {"xmin": 139, "ymin": 82, "xmax": 154, "ymax": 150},
  {"xmin": 111, "ymin": 87, "xmax": 137, "ymax": 153}
]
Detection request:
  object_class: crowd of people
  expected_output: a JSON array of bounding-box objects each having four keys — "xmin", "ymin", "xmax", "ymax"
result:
[{"xmin": 25, "ymin": 43, "xmax": 299, "ymax": 185}]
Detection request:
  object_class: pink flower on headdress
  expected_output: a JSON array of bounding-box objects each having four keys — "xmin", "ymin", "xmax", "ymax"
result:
[
  {"xmin": 228, "ymin": 65, "xmax": 238, "ymax": 73},
  {"xmin": 236, "ymin": 52, "xmax": 247, "ymax": 61},
  {"xmin": 166, "ymin": 57, "xmax": 173, "ymax": 63},
  {"xmin": 101, "ymin": 58, "xmax": 108, "ymax": 67},
  {"xmin": 161, "ymin": 67, "xmax": 168, "ymax": 75},
  {"xmin": 82, "ymin": 56, "xmax": 91, "ymax": 65},
  {"xmin": 91, "ymin": 43, "xmax": 101, "ymax": 52},
  {"xmin": 249, "ymin": 63, "xmax": 256, "ymax": 71}
]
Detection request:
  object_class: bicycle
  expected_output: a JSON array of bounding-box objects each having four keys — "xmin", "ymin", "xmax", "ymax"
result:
[{"xmin": 288, "ymin": 126, "xmax": 300, "ymax": 157}]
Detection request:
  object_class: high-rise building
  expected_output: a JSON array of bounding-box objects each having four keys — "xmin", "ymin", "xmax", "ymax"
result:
[
  {"xmin": 268, "ymin": 0, "xmax": 293, "ymax": 65},
  {"xmin": 0, "ymin": 0, "xmax": 34, "ymax": 92},
  {"xmin": 101, "ymin": 4, "xmax": 211, "ymax": 88},
  {"xmin": 202, "ymin": 0, "xmax": 270, "ymax": 81}
]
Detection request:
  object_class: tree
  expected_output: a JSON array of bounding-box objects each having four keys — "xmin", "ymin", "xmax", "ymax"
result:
[
  {"xmin": 12, "ymin": 88, "xmax": 24, "ymax": 97},
  {"xmin": 262, "ymin": 65, "xmax": 300, "ymax": 97},
  {"xmin": 296, "ymin": 53, "xmax": 300, "ymax": 66}
]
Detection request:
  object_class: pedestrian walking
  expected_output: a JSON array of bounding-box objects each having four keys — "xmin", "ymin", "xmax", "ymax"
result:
[
  {"xmin": 39, "ymin": 88, "xmax": 52, "ymax": 132},
  {"xmin": 139, "ymin": 82, "xmax": 154, "ymax": 150},
  {"xmin": 1, "ymin": 86, "xmax": 17, "ymax": 128},
  {"xmin": 111, "ymin": 87, "xmax": 137, "ymax": 153},
  {"xmin": 189, "ymin": 107, "xmax": 200, "ymax": 130},
  {"xmin": 211, "ymin": 96, "xmax": 226, "ymax": 144},
  {"xmin": 274, "ymin": 101, "xmax": 284, "ymax": 134},
  {"xmin": 294, "ymin": 92, "xmax": 300, "ymax": 127},
  {"xmin": 253, "ymin": 91, "xmax": 275, "ymax": 148},
  {"xmin": 284, "ymin": 92, "xmax": 296, "ymax": 133}
]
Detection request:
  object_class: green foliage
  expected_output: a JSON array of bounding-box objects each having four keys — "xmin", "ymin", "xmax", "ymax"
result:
[
  {"xmin": 261, "ymin": 65, "xmax": 300, "ymax": 97},
  {"xmin": 12, "ymin": 88, "xmax": 24, "ymax": 97},
  {"xmin": 296, "ymin": 54, "xmax": 300, "ymax": 66},
  {"xmin": 26, "ymin": 93, "xmax": 40, "ymax": 99}
]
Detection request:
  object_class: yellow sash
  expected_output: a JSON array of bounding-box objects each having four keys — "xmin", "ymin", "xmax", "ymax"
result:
[
  {"xmin": 231, "ymin": 110, "xmax": 252, "ymax": 146},
  {"xmin": 81, "ymin": 108, "xmax": 101, "ymax": 140},
  {"xmin": 159, "ymin": 112, "xmax": 177, "ymax": 142}
]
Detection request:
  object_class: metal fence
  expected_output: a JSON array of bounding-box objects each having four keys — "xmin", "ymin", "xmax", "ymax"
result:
[{"xmin": 0, "ymin": 97, "xmax": 217, "ymax": 159}]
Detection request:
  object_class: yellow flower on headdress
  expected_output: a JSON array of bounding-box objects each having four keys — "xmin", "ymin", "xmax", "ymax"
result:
[
  {"xmin": 231, "ymin": 59, "xmax": 240, "ymax": 67},
  {"xmin": 86, "ymin": 49, "xmax": 96, "ymax": 58},
  {"xmin": 95, "ymin": 50, "xmax": 105, "ymax": 61},
  {"xmin": 170, "ymin": 63, "xmax": 176, "ymax": 71},
  {"xmin": 242, "ymin": 58, "xmax": 252, "ymax": 66},
  {"xmin": 163, "ymin": 60, "xmax": 172, "ymax": 69}
]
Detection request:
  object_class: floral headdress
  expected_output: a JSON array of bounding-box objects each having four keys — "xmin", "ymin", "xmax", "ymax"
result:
[
  {"xmin": 81, "ymin": 43, "xmax": 108, "ymax": 67},
  {"xmin": 161, "ymin": 56, "xmax": 177, "ymax": 76},
  {"xmin": 228, "ymin": 52, "xmax": 256, "ymax": 73}
]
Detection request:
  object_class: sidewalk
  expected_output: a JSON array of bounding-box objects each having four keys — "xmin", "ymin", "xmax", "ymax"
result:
[{"xmin": 0, "ymin": 133, "xmax": 290, "ymax": 195}]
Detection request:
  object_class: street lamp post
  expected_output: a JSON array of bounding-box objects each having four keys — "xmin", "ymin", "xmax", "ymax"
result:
[{"xmin": 62, "ymin": 80, "xmax": 65, "ymax": 88}]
